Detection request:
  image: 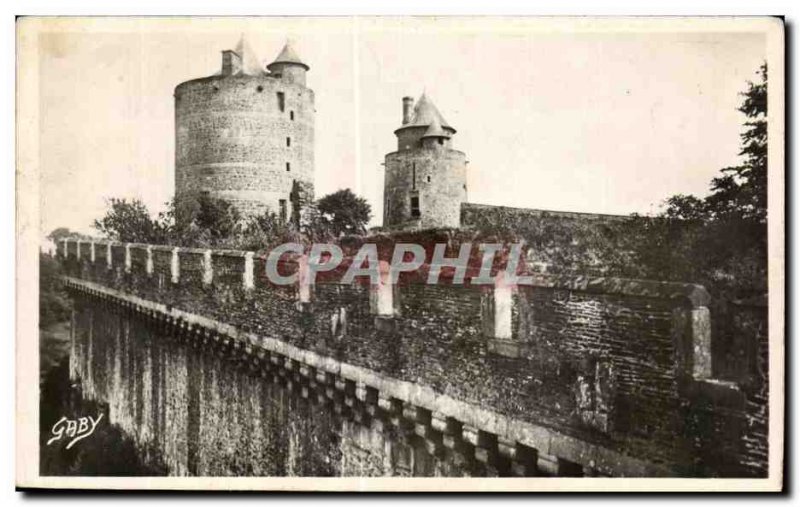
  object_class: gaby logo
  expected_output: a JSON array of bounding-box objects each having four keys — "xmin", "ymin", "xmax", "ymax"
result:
[{"xmin": 46, "ymin": 414, "xmax": 104, "ymax": 449}]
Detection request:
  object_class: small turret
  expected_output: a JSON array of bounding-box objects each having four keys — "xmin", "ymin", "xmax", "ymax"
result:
[
  {"xmin": 394, "ymin": 93, "xmax": 456, "ymax": 151},
  {"xmin": 421, "ymin": 117, "xmax": 451, "ymax": 149},
  {"xmin": 267, "ymin": 40, "xmax": 310, "ymax": 86},
  {"xmin": 383, "ymin": 92, "xmax": 467, "ymax": 230}
]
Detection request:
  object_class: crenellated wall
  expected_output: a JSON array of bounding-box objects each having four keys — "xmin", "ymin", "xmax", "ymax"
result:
[{"xmin": 59, "ymin": 238, "xmax": 768, "ymax": 477}]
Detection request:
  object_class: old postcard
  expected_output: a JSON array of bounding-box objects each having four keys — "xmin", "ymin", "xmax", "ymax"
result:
[{"xmin": 15, "ymin": 16, "xmax": 784, "ymax": 491}]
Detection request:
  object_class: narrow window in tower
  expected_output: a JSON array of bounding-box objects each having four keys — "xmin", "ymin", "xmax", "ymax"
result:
[
  {"xmin": 426, "ymin": 175, "xmax": 431, "ymax": 183},
  {"xmin": 438, "ymin": 138, "xmax": 444, "ymax": 145},
  {"xmin": 286, "ymin": 162, "xmax": 291, "ymax": 172},
  {"xmin": 410, "ymin": 196, "xmax": 421, "ymax": 218},
  {"xmin": 286, "ymin": 137, "xmax": 291, "ymax": 147},
  {"xmin": 277, "ymin": 92, "xmax": 285, "ymax": 112},
  {"xmin": 412, "ymin": 163, "xmax": 416, "ymax": 190},
  {"xmin": 290, "ymin": 111, "xmax": 295, "ymax": 121},
  {"xmin": 386, "ymin": 198, "xmax": 391, "ymax": 214},
  {"xmin": 279, "ymin": 199, "xmax": 287, "ymax": 222}
]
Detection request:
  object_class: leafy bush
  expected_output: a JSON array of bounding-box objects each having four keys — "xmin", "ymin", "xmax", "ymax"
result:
[
  {"xmin": 316, "ymin": 189, "xmax": 371, "ymax": 237},
  {"xmin": 93, "ymin": 198, "xmax": 168, "ymax": 243},
  {"xmin": 89, "ymin": 188, "xmax": 371, "ymax": 252},
  {"xmin": 622, "ymin": 63, "xmax": 768, "ymax": 301},
  {"xmin": 163, "ymin": 192, "xmax": 243, "ymax": 247}
]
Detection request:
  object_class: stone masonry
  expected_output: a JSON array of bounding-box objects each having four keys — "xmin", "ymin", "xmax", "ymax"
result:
[
  {"xmin": 60, "ymin": 237, "xmax": 768, "ymax": 477},
  {"xmin": 175, "ymin": 38, "xmax": 314, "ymax": 220},
  {"xmin": 383, "ymin": 94, "xmax": 468, "ymax": 230}
]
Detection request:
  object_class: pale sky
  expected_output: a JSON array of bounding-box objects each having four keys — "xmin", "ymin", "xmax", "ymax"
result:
[{"xmin": 36, "ymin": 18, "xmax": 766, "ymax": 235}]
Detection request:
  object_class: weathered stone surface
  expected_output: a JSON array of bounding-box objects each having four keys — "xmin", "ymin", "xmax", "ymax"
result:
[
  {"xmin": 384, "ymin": 148, "xmax": 467, "ymax": 230},
  {"xmin": 175, "ymin": 63, "xmax": 314, "ymax": 219},
  {"xmin": 60, "ymin": 239, "xmax": 768, "ymax": 477},
  {"xmin": 460, "ymin": 202, "xmax": 632, "ymax": 276},
  {"xmin": 383, "ymin": 95, "xmax": 467, "ymax": 230}
]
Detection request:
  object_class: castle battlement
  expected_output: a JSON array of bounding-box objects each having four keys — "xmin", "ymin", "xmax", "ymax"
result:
[{"xmin": 58, "ymin": 237, "xmax": 767, "ymax": 477}]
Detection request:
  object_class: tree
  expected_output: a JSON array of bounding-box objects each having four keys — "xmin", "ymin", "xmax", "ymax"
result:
[
  {"xmin": 296, "ymin": 203, "xmax": 335, "ymax": 243},
  {"xmin": 93, "ymin": 198, "xmax": 166, "ymax": 243},
  {"xmin": 92, "ymin": 193, "xmax": 246, "ymax": 248},
  {"xmin": 234, "ymin": 209, "xmax": 297, "ymax": 251},
  {"xmin": 316, "ymin": 189, "xmax": 372, "ymax": 237},
  {"xmin": 660, "ymin": 63, "xmax": 767, "ymax": 225},
  {"xmin": 47, "ymin": 227, "xmax": 81, "ymax": 242},
  {"xmin": 624, "ymin": 63, "xmax": 769, "ymax": 300},
  {"xmin": 163, "ymin": 192, "xmax": 243, "ymax": 247},
  {"xmin": 702, "ymin": 63, "xmax": 768, "ymax": 223},
  {"xmin": 662, "ymin": 195, "xmax": 708, "ymax": 221}
]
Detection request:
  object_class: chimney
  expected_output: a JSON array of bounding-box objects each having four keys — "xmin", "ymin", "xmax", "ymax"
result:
[
  {"xmin": 402, "ymin": 96, "xmax": 414, "ymax": 125},
  {"xmin": 221, "ymin": 50, "xmax": 242, "ymax": 76}
]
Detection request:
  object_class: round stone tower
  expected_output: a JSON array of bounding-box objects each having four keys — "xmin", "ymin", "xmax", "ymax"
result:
[
  {"xmin": 174, "ymin": 37, "xmax": 314, "ymax": 222},
  {"xmin": 383, "ymin": 93, "xmax": 467, "ymax": 230}
]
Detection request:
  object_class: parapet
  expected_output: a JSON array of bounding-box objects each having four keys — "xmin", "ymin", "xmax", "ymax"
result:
[{"xmin": 58, "ymin": 237, "xmax": 767, "ymax": 477}]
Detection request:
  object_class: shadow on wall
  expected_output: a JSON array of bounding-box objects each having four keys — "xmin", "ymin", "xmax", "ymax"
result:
[{"xmin": 39, "ymin": 360, "xmax": 167, "ymax": 476}]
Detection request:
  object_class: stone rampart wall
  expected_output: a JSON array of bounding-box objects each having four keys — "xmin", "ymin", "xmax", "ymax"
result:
[{"xmin": 60, "ymin": 238, "xmax": 767, "ymax": 477}]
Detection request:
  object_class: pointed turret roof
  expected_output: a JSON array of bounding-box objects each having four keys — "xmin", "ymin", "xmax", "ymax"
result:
[
  {"xmin": 421, "ymin": 116, "xmax": 451, "ymax": 138},
  {"xmin": 234, "ymin": 34, "xmax": 265, "ymax": 75},
  {"xmin": 268, "ymin": 40, "xmax": 310, "ymax": 71},
  {"xmin": 397, "ymin": 93, "xmax": 455, "ymax": 134}
]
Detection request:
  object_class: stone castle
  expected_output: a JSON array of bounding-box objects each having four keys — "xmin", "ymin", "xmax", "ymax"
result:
[
  {"xmin": 383, "ymin": 94, "xmax": 467, "ymax": 229},
  {"xmin": 54, "ymin": 36, "xmax": 769, "ymax": 479},
  {"xmin": 174, "ymin": 38, "xmax": 637, "ymax": 234},
  {"xmin": 174, "ymin": 37, "xmax": 314, "ymax": 222},
  {"xmin": 173, "ymin": 38, "xmax": 471, "ymax": 230}
]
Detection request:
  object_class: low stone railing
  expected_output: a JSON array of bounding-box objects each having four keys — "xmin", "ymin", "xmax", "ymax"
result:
[
  {"xmin": 58, "ymin": 237, "xmax": 763, "ymax": 476},
  {"xmin": 59, "ymin": 237, "xmax": 713, "ymax": 374}
]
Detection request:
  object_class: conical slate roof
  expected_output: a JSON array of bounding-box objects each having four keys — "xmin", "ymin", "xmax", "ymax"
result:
[
  {"xmin": 421, "ymin": 116, "xmax": 451, "ymax": 138},
  {"xmin": 399, "ymin": 93, "xmax": 455, "ymax": 133},
  {"xmin": 234, "ymin": 34, "xmax": 265, "ymax": 75},
  {"xmin": 268, "ymin": 40, "xmax": 310, "ymax": 70}
]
